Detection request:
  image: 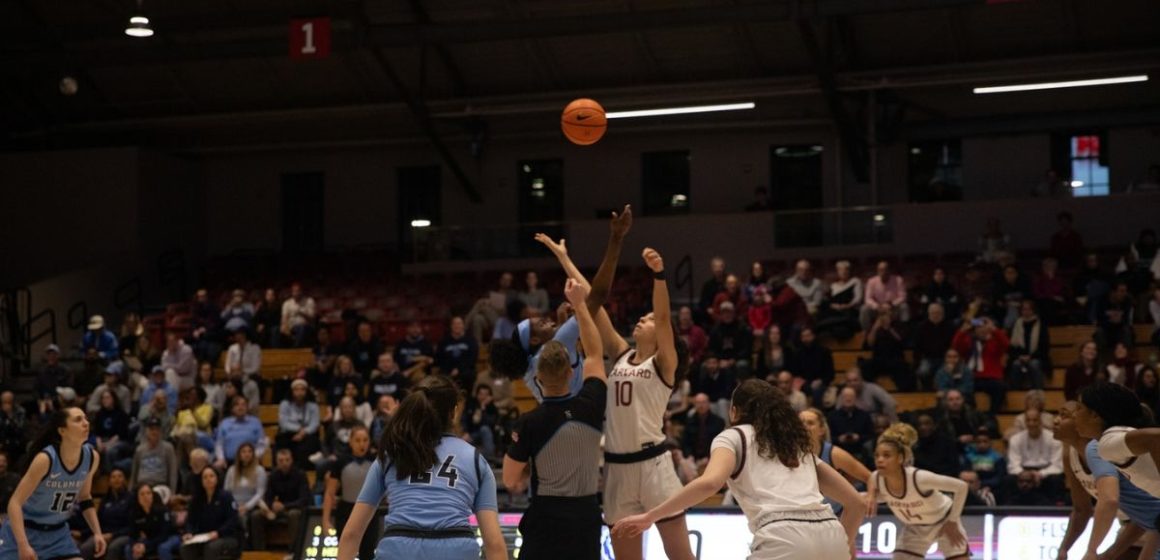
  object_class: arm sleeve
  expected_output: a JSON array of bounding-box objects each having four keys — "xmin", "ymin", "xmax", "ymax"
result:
[
  {"xmin": 1086, "ymin": 440, "xmax": 1120, "ymax": 480},
  {"xmin": 505, "ymin": 416, "xmax": 531, "ymax": 463},
  {"xmin": 915, "ymin": 469, "xmax": 969, "ymax": 523},
  {"xmin": 1098, "ymin": 430, "xmax": 1136, "ymax": 464},
  {"xmin": 355, "ymin": 459, "xmax": 387, "ymax": 506},
  {"xmin": 553, "ymin": 317, "xmax": 580, "ymax": 345},
  {"xmin": 472, "ymin": 455, "xmax": 499, "ymax": 512}
]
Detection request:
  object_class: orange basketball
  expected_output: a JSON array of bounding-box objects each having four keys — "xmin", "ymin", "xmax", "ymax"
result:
[{"xmin": 561, "ymin": 98, "xmax": 607, "ymax": 145}]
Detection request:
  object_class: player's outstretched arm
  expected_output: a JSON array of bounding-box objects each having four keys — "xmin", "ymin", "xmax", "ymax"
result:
[
  {"xmin": 565, "ymin": 278, "xmax": 605, "ymax": 382},
  {"xmin": 611, "ymin": 447, "xmax": 734, "ymax": 539},
  {"xmin": 336, "ymin": 502, "xmax": 376, "ymax": 560},
  {"xmin": 817, "ymin": 459, "xmax": 865, "ymax": 551},
  {"xmin": 643, "ymin": 248, "xmax": 677, "ymax": 384},
  {"xmin": 8, "ymin": 452, "xmax": 51, "ymax": 557},
  {"xmin": 589, "ymin": 204, "xmax": 632, "ymax": 311}
]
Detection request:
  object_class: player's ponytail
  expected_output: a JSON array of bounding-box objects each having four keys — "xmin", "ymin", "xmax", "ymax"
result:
[
  {"xmin": 731, "ymin": 379, "xmax": 812, "ymax": 468},
  {"xmin": 378, "ymin": 375, "xmax": 462, "ymax": 480},
  {"xmin": 488, "ymin": 331, "xmax": 530, "ymax": 381},
  {"xmin": 1080, "ymin": 382, "xmax": 1150, "ymax": 429},
  {"xmin": 21, "ymin": 407, "xmax": 72, "ymax": 472},
  {"xmin": 878, "ymin": 423, "xmax": 918, "ymax": 466}
]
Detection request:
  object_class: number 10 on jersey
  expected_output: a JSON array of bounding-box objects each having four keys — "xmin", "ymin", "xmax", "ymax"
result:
[{"xmin": 614, "ymin": 381, "xmax": 633, "ymax": 406}]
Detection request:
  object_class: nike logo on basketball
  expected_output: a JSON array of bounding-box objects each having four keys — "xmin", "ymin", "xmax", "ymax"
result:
[{"xmin": 576, "ymin": 114, "xmax": 590, "ymax": 121}]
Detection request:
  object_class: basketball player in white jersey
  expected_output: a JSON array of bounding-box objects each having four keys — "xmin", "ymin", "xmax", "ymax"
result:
[
  {"xmin": 1076, "ymin": 383, "xmax": 1160, "ymax": 500},
  {"xmin": 868, "ymin": 423, "xmax": 969, "ymax": 560},
  {"xmin": 612, "ymin": 379, "xmax": 864, "ymax": 559}
]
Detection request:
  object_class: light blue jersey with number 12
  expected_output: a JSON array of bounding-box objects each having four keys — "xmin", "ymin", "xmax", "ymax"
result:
[{"xmin": 26, "ymin": 444, "xmax": 94, "ymax": 526}]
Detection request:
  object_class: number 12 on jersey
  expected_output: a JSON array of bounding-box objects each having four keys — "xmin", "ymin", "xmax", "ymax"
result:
[{"xmin": 614, "ymin": 381, "xmax": 633, "ymax": 406}]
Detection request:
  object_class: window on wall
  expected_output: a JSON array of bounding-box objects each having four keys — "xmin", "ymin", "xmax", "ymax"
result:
[
  {"xmin": 907, "ymin": 140, "xmax": 962, "ymax": 203},
  {"xmin": 397, "ymin": 165, "xmax": 441, "ymax": 258},
  {"xmin": 518, "ymin": 160, "xmax": 564, "ymax": 223},
  {"xmin": 641, "ymin": 151, "xmax": 690, "ymax": 215},
  {"xmin": 1070, "ymin": 134, "xmax": 1110, "ymax": 197}
]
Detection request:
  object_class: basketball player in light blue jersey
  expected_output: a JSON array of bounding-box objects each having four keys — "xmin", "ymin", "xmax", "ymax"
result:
[
  {"xmin": 337, "ymin": 375, "xmax": 507, "ymax": 560},
  {"xmin": 488, "ymin": 205, "xmax": 633, "ymax": 402},
  {"xmin": 0, "ymin": 407, "xmax": 105, "ymax": 560}
]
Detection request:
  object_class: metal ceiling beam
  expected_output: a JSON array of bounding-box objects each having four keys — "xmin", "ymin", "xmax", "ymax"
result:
[
  {"xmin": 405, "ymin": 0, "xmax": 470, "ymax": 97},
  {"xmin": 797, "ymin": 19, "xmax": 869, "ymax": 182}
]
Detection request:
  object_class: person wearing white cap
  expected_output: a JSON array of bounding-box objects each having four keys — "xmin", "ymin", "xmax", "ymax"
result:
[
  {"xmin": 276, "ymin": 379, "xmax": 321, "ymax": 468},
  {"xmin": 82, "ymin": 315, "xmax": 120, "ymax": 362},
  {"xmin": 34, "ymin": 344, "xmax": 72, "ymax": 416}
]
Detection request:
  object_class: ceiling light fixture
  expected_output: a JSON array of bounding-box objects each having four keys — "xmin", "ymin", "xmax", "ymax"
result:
[
  {"xmin": 410, "ymin": 219, "xmax": 432, "ymax": 228},
  {"xmin": 125, "ymin": 0, "xmax": 153, "ymax": 37},
  {"xmin": 973, "ymin": 75, "xmax": 1147, "ymax": 94},
  {"xmin": 605, "ymin": 102, "xmax": 755, "ymax": 120}
]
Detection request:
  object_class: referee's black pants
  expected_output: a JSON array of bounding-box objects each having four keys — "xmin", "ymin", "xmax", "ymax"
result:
[{"xmin": 519, "ymin": 495, "xmax": 602, "ymax": 560}]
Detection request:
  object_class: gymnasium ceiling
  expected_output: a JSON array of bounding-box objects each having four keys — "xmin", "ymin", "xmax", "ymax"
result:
[{"xmin": 1, "ymin": 0, "xmax": 1159, "ymax": 154}]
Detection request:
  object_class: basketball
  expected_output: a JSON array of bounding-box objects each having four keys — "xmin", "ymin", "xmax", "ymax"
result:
[{"xmin": 561, "ymin": 98, "xmax": 607, "ymax": 145}]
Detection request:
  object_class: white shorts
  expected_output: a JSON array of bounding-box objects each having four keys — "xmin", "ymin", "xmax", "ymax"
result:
[
  {"xmin": 894, "ymin": 520, "xmax": 969, "ymax": 560},
  {"xmin": 603, "ymin": 453, "xmax": 684, "ymax": 524},
  {"xmin": 749, "ymin": 509, "xmax": 849, "ymax": 560}
]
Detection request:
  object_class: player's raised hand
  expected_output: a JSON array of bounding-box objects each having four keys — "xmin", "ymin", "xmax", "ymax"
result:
[
  {"xmin": 642, "ymin": 247, "xmax": 664, "ymax": 273},
  {"xmin": 564, "ymin": 278, "xmax": 589, "ymax": 307},
  {"xmin": 610, "ymin": 204, "xmax": 633, "ymax": 238},
  {"xmin": 534, "ymin": 233, "xmax": 567, "ymax": 258}
]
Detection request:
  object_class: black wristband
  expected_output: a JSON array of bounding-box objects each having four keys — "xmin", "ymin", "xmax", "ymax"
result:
[
  {"xmin": 79, "ymin": 499, "xmax": 95, "ymax": 511},
  {"xmin": 653, "ymin": 270, "xmax": 665, "ymax": 280}
]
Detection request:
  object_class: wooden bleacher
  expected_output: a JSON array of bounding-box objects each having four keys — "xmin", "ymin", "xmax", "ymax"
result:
[{"xmin": 218, "ymin": 348, "xmax": 314, "ymax": 381}]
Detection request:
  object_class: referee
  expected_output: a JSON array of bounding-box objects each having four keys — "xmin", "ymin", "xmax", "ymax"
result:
[{"xmin": 503, "ymin": 278, "xmax": 608, "ymax": 560}]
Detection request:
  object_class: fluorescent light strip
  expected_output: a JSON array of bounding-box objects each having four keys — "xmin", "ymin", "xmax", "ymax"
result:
[
  {"xmin": 973, "ymin": 75, "xmax": 1148, "ymax": 94},
  {"xmin": 605, "ymin": 102, "xmax": 755, "ymax": 119}
]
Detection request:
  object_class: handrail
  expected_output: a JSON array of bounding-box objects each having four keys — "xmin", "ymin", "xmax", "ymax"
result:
[
  {"xmin": 67, "ymin": 301, "xmax": 89, "ymax": 331},
  {"xmin": 23, "ymin": 308, "xmax": 57, "ymax": 366}
]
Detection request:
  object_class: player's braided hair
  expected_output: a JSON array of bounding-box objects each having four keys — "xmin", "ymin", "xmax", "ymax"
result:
[
  {"xmin": 731, "ymin": 379, "xmax": 812, "ymax": 468},
  {"xmin": 878, "ymin": 423, "xmax": 918, "ymax": 466}
]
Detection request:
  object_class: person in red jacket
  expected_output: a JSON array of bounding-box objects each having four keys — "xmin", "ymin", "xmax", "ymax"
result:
[{"xmin": 951, "ymin": 317, "xmax": 1009, "ymax": 414}]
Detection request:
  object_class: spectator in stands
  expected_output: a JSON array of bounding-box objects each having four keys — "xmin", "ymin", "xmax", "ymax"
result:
[
  {"xmin": 79, "ymin": 467, "xmax": 132, "ymax": 560},
  {"xmin": 85, "ymin": 314, "xmax": 121, "ymax": 362},
  {"xmin": 787, "ymin": 260, "xmax": 824, "ymax": 315},
  {"xmin": 220, "ymin": 289, "xmax": 255, "ymax": 335},
  {"xmin": 912, "ymin": 412, "xmax": 962, "ymax": 477},
  {"xmin": 698, "ymin": 257, "xmax": 728, "ymax": 317},
  {"xmin": 992, "ymin": 264, "xmax": 1032, "ymax": 330},
  {"xmin": 1074, "ymin": 253, "xmax": 1112, "ymax": 324},
  {"xmin": 711, "ymin": 274, "xmax": 749, "ymax": 321},
  {"xmin": 130, "ymin": 416, "xmax": 178, "ymax": 491},
  {"xmin": 251, "ymin": 448, "xmax": 311, "ymax": 550},
  {"xmin": 773, "ymin": 371, "xmax": 807, "ymax": 412},
  {"xmin": 708, "ymin": 302, "xmax": 752, "ymax": 379},
  {"xmin": 767, "ymin": 276, "xmax": 811, "ymax": 334},
  {"xmin": 1032, "ymin": 258, "xmax": 1068, "ymax": 325},
  {"xmin": 94, "ymin": 389, "xmax": 134, "ymax": 473},
  {"xmin": 177, "ymin": 448, "xmax": 211, "ymax": 500},
  {"xmin": 141, "ymin": 365, "xmax": 178, "ymax": 414},
  {"xmin": 919, "ymin": 267, "xmax": 961, "ymax": 322},
  {"xmin": 960, "ymin": 470, "xmax": 997, "ymax": 507},
  {"xmin": 1151, "ymin": 287, "xmax": 1160, "ymax": 348},
  {"xmin": 1064, "ymin": 341, "xmax": 1100, "ymax": 401},
  {"xmin": 394, "ymin": 320, "xmax": 435, "ymax": 371},
  {"xmin": 276, "ymin": 379, "xmax": 321, "ymax": 468},
  {"xmin": 960, "ymin": 264, "xmax": 992, "ymax": 321},
  {"xmin": 345, "ymin": 320, "xmax": 383, "ymax": 375},
  {"xmin": 118, "ymin": 313, "xmax": 144, "ymax": 359},
  {"xmin": 1005, "ymin": 409, "xmax": 1063, "ymax": 502},
  {"xmin": 934, "ymin": 348, "xmax": 974, "ymax": 405},
  {"xmin": 161, "ymin": 332, "xmax": 197, "ymax": 391},
  {"xmin": 963, "ymin": 429, "xmax": 1006, "ymax": 493},
  {"xmin": 326, "ymin": 355, "xmax": 364, "ymax": 406},
  {"xmin": 1117, "ymin": 228, "xmax": 1159, "ymax": 279},
  {"xmin": 254, "ymin": 288, "xmax": 282, "ymax": 348},
  {"xmin": 189, "ymin": 288, "xmax": 223, "ymax": 362},
  {"xmin": 692, "ymin": 356, "xmax": 737, "ymax": 420},
  {"xmin": 1104, "ymin": 341, "xmax": 1143, "ymax": 387},
  {"xmin": 864, "ymin": 304, "xmax": 910, "ymax": 391},
  {"xmin": 136, "ymin": 390, "xmax": 174, "ymax": 445},
  {"xmin": 791, "ymin": 326, "xmax": 834, "ymax": 406},
  {"xmin": 745, "ymin": 261, "xmax": 769, "ymax": 302},
  {"xmin": 195, "ymin": 362, "xmax": 224, "ymax": 415},
  {"xmin": 86, "ymin": 361, "xmax": 132, "ymax": 415},
  {"xmin": 172, "ymin": 387, "xmax": 215, "ymax": 460},
  {"xmin": 0, "ymin": 392, "xmax": 27, "ymax": 466},
  {"xmin": 1137, "ymin": 366, "xmax": 1159, "ymax": 407},
  {"xmin": 462, "ymin": 384, "xmax": 500, "ymax": 460},
  {"xmin": 519, "ymin": 271, "xmax": 549, "ymax": 316},
  {"xmin": 828, "ymin": 387, "xmax": 874, "ymax": 460},
  {"xmin": 280, "ymin": 282, "xmax": 316, "ymax": 348},
  {"xmin": 320, "ymin": 396, "xmax": 370, "ymax": 465},
  {"xmin": 1007, "ymin": 300, "xmax": 1051, "ymax": 390},
  {"xmin": 225, "ymin": 442, "xmax": 269, "ymax": 546},
  {"xmin": 1049, "ymin": 212, "xmax": 1085, "ymax": 270},
  {"xmin": 436, "ymin": 316, "xmax": 479, "ymax": 393},
  {"xmin": 465, "ymin": 272, "xmax": 517, "ymax": 342},
  {"xmin": 952, "ymin": 316, "xmax": 1009, "ymax": 414},
  {"xmin": 224, "ymin": 329, "xmax": 261, "ymax": 383},
  {"xmin": 126, "ymin": 483, "xmax": 176, "ymax": 560},
  {"xmin": 681, "ymin": 393, "xmax": 726, "ymax": 470},
  {"xmin": 913, "ymin": 303, "xmax": 956, "ymax": 390},
  {"xmin": 123, "ymin": 336, "xmax": 160, "ymax": 388},
  {"xmin": 746, "ymin": 285, "xmax": 772, "ymax": 337},
  {"xmin": 369, "ymin": 394, "xmax": 399, "ymax": 443},
  {"xmin": 0, "ymin": 452, "xmax": 19, "ymax": 520},
  {"xmin": 931, "ymin": 389, "xmax": 994, "ymax": 445},
  {"xmin": 754, "ymin": 324, "xmax": 791, "ymax": 380},
  {"xmin": 676, "ymin": 306, "xmax": 708, "ymax": 365},
  {"xmin": 310, "ymin": 326, "xmax": 340, "ymax": 388},
  {"xmin": 978, "ymin": 217, "xmax": 1012, "ymax": 264},
  {"xmin": 214, "ymin": 395, "xmax": 268, "ymax": 469},
  {"xmin": 174, "ymin": 467, "xmax": 242, "ymax": 560},
  {"xmin": 222, "ymin": 375, "xmax": 260, "ymax": 417},
  {"xmin": 861, "ymin": 260, "xmax": 908, "ymax": 331},
  {"xmin": 492, "ymin": 299, "xmax": 527, "ymax": 343},
  {"xmin": 34, "ymin": 344, "xmax": 71, "ymax": 417},
  {"xmin": 367, "ymin": 352, "xmax": 409, "ymax": 404},
  {"xmin": 842, "ymin": 367, "xmax": 897, "ymax": 423},
  {"xmin": 1095, "ymin": 281, "xmax": 1135, "ymax": 352},
  {"xmin": 1002, "ymin": 390, "xmax": 1056, "ymax": 441},
  {"xmin": 817, "ymin": 260, "xmax": 862, "ymax": 339},
  {"xmin": 666, "ymin": 376, "xmax": 692, "ymax": 424}
]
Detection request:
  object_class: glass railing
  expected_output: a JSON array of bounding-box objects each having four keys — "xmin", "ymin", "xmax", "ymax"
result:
[
  {"xmin": 772, "ymin": 206, "xmax": 893, "ymax": 248},
  {"xmin": 409, "ymin": 221, "xmax": 568, "ymax": 263}
]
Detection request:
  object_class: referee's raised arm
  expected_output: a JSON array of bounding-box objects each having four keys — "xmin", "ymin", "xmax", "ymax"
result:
[{"xmin": 564, "ymin": 278, "xmax": 606, "ymax": 383}]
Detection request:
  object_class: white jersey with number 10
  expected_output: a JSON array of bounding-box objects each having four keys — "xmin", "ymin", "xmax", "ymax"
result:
[{"xmin": 604, "ymin": 349, "xmax": 671, "ymax": 454}]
